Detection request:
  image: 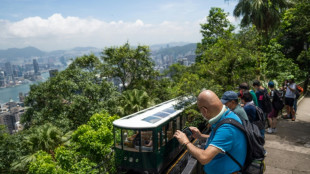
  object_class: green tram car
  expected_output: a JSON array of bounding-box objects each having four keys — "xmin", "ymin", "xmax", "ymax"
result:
[{"xmin": 113, "ymin": 99, "xmax": 193, "ymax": 174}]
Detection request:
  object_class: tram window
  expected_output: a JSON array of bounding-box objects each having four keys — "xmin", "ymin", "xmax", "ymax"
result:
[
  {"xmin": 123, "ymin": 130, "xmax": 139, "ymax": 152},
  {"xmin": 140, "ymin": 131, "xmax": 153, "ymax": 152},
  {"xmin": 161, "ymin": 126, "xmax": 166, "ymax": 146},
  {"xmin": 123, "ymin": 130, "xmax": 153, "ymax": 152},
  {"xmin": 114, "ymin": 127, "xmax": 122, "ymax": 149},
  {"xmin": 167, "ymin": 121, "xmax": 174, "ymax": 142}
]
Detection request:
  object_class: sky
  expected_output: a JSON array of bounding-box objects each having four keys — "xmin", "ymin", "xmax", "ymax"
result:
[{"xmin": 0, "ymin": 0, "xmax": 239, "ymax": 51}]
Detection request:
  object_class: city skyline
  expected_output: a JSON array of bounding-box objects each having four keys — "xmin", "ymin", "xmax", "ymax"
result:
[{"xmin": 0, "ymin": 0, "xmax": 239, "ymax": 51}]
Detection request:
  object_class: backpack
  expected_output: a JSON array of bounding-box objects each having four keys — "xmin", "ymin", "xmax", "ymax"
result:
[
  {"xmin": 261, "ymin": 89, "xmax": 272, "ymax": 113},
  {"xmin": 250, "ymin": 104, "xmax": 265, "ymax": 130},
  {"xmin": 214, "ymin": 118, "xmax": 265, "ymax": 174},
  {"xmin": 295, "ymin": 85, "xmax": 304, "ymax": 99},
  {"xmin": 297, "ymin": 85, "xmax": 304, "ymax": 93},
  {"xmin": 272, "ymin": 90, "xmax": 284, "ymax": 111}
]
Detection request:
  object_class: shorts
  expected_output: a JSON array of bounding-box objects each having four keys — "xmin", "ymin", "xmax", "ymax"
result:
[
  {"xmin": 285, "ymin": 97, "xmax": 294, "ymax": 106},
  {"xmin": 268, "ymin": 108, "xmax": 278, "ymax": 118}
]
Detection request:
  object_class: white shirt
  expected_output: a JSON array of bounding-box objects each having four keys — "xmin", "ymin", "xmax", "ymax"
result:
[{"xmin": 285, "ymin": 83, "xmax": 296, "ymax": 98}]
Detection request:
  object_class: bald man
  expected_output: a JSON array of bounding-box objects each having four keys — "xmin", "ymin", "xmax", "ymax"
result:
[{"xmin": 174, "ymin": 90, "xmax": 247, "ymax": 174}]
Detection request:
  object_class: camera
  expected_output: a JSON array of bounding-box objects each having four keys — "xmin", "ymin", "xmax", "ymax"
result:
[{"xmin": 183, "ymin": 127, "xmax": 192, "ymax": 137}]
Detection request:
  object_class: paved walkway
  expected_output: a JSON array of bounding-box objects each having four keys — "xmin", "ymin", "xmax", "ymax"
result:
[{"xmin": 265, "ymin": 93, "xmax": 310, "ymax": 174}]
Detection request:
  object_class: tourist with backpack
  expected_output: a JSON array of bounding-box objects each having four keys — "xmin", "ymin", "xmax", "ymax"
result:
[
  {"xmin": 253, "ymin": 80, "xmax": 272, "ymax": 136},
  {"xmin": 266, "ymin": 81, "xmax": 283, "ymax": 134},
  {"xmin": 240, "ymin": 91, "xmax": 265, "ymax": 138},
  {"xmin": 283, "ymin": 77, "xmax": 297, "ymax": 121},
  {"xmin": 174, "ymin": 90, "xmax": 247, "ymax": 174}
]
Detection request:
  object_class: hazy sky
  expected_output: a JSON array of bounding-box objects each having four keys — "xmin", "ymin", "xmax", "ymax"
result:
[{"xmin": 0, "ymin": 0, "xmax": 239, "ymax": 51}]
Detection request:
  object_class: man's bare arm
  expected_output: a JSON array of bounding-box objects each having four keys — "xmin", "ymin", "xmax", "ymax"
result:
[{"xmin": 186, "ymin": 143, "xmax": 221, "ymax": 165}]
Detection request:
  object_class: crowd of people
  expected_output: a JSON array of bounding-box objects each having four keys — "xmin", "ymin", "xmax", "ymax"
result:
[{"xmin": 174, "ymin": 77, "xmax": 304, "ymax": 174}]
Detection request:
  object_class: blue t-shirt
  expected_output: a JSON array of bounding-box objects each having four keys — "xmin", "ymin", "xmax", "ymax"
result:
[{"xmin": 204, "ymin": 110, "xmax": 247, "ymax": 174}]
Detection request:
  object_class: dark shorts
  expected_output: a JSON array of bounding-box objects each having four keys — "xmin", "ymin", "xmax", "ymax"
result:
[
  {"xmin": 285, "ymin": 97, "xmax": 294, "ymax": 106},
  {"xmin": 268, "ymin": 108, "xmax": 278, "ymax": 118}
]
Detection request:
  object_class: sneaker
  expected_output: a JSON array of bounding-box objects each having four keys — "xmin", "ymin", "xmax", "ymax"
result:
[
  {"xmin": 264, "ymin": 150, "xmax": 268, "ymax": 157},
  {"xmin": 292, "ymin": 116, "xmax": 296, "ymax": 121},
  {"xmin": 272, "ymin": 128, "xmax": 277, "ymax": 133},
  {"xmin": 267, "ymin": 128, "xmax": 273, "ymax": 134}
]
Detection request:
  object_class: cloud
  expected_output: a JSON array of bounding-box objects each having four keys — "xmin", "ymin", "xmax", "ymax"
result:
[{"xmin": 0, "ymin": 14, "xmax": 202, "ymax": 51}]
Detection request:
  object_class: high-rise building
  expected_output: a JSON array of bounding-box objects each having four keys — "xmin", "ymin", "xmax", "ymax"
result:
[
  {"xmin": 33, "ymin": 59, "xmax": 39, "ymax": 74},
  {"xmin": 5, "ymin": 62, "xmax": 13, "ymax": 76},
  {"xmin": 0, "ymin": 71, "xmax": 5, "ymax": 87}
]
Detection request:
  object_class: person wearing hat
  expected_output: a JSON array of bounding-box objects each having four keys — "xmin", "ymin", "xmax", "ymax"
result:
[{"xmin": 221, "ymin": 91, "xmax": 248, "ymax": 121}]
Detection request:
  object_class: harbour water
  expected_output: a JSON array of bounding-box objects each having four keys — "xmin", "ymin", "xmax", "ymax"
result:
[{"xmin": 0, "ymin": 72, "xmax": 50, "ymax": 104}]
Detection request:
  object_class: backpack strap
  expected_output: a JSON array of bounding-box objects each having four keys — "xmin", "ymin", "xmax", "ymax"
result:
[
  {"xmin": 213, "ymin": 118, "xmax": 245, "ymax": 133},
  {"xmin": 226, "ymin": 152, "xmax": 242, "ymax": 170},
  {"xmin": 213, "ymin": 118, "xmax": 246, "ymax": 171}
]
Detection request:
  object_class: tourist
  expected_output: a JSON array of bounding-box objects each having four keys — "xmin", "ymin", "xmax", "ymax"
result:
[
  {"xmin": 267, "ymin": 81, "xmax": 279, "ymax": 133},
  {"xmin": 174, "ymin": 90, "xmax": 247, "ymax": 174},
  {"xmin": 221, "ymin": 91, "xmax": 248, "ymax": 120},
  {"xmin": 240, "ymin": 91, "xmax": 264, "ymax": 138},
  {"xmin": 253, "ymin": 80, "xmax": 272, "ymax": 136},
  {"xmin": 284, "ymin": 77, "xmax": 296, "ymax": 121},
  {"xmin": 239, "ymin": 82, "xmax": 258, "ymax": 106}
]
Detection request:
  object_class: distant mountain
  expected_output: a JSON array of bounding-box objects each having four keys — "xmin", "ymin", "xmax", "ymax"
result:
[
  {"xmin": 72, "ymin": 47, "xmax": 98, "ymax": 51},
  {"xmin": 150, "ymin": 42, "xmax": 192, "ymax": 51},
  {"xmin": 0, "ymin": 46, "xmax": 103, "ymax": 64},
  {"xmin": 152, "ymin": 43, "xmax": 197, "ymax": 56},
  {"xmin": 0, "ymin": 47, "xmax": 46, "ymax": 60}
]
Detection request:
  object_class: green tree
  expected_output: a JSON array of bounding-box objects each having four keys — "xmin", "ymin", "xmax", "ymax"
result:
[
  {"xmin": 28, "ymin": 151, "xmax": 59, "ymax": 174},
  {"xmin": 278, "ymin": 0, "xmax": 310, "ymax": 89},
  {"xmin": 22, "ymin": 54, "xmax": 119, "ymax": 130},
  {"xmin": 0, "ymin": 127, "xmax": 30, "ymax": 173},
  {"xmin": 198, "ymin": 36, "xmax": 257, "ymax": 90},
  {"xmin": 24, "ymin": 123, "xmax": 63, "ymax": 154},
  {"xmin": 297, "ymin": 48, "xmax": 310, "ymax": 92},
  {"xmin": 260, "ymin": 39, "xmax": 301, "ymax": 82},
  {"xmin": 233, "ymin": 0, "xmax": 289, "ymax": 41},
  {"xmin": 279, "ymin": 0, "xmax": 310, "ymax": 59},
  {"xmin": 27, "ymin": 111, "xmax": 118, "ymax": 174},
  {"xmin": 164, "ymin": 63, "xmax": 187, "ymax": 82},
  {"xmin": 196, "ymin": 7, "xmax": 235, "ymax": 62},
  {"xmin": 10, "ymin": 123, "xmax": 63, "ymax": 172},
  {"xmin": 118, "ymin": 89, "xmax": 155, "ymax": 116},
  {"xmin": 101, "ymin": 42, "xmax": 157, "ymax": 91}
]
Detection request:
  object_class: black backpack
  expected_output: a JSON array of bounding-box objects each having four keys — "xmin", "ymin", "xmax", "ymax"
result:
[
  {"xmin": 214, "ymin": 118, "xmax": 265, "ymax": 174},
  {"xmin": 272, "ymin": 90, "xmax": 284, "ymax": 111},
  {"xmin": 251, "ymin": 104, "xmax": 265, "ymax": 130},
  {"xmin": 261, "ymin": 89, "xmax": 272, "ymax": 113}
]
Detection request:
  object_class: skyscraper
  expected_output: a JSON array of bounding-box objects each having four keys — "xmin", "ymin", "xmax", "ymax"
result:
[
  {"xmin": 5, "ymin": 62, "xmax": 13, "ymax": 76},
  {"xmin": 33, "ymin": 59, "xmax": 39, "ymax": 74},
  {"xmin": 0, "ymin": 71, "xmax": 5, "ymax": 87}
]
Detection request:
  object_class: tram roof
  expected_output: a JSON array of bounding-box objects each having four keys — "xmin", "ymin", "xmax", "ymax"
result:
[{"xmin": 113, "ymin": 98, "xmax": 190, "ymax": 129}]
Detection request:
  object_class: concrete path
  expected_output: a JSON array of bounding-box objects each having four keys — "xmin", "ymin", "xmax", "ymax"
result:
[{"xmin": 265, "ymin": 93, "xmax": 310, "ymax": 174}]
